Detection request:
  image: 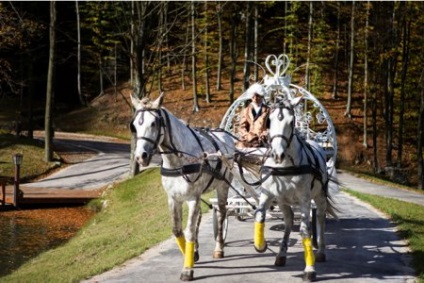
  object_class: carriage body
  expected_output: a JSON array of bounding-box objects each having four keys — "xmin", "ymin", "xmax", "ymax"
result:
[{"xmin": 210, "ymin": 54, "xmax": 337, "ymax": 232}]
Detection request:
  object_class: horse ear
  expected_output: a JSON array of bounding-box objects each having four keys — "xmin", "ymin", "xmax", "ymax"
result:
[
  {"xmin": 291, "ymin": 96, "xmax": 303, "ymax": 107},
  {"xmin": 152, "ymin": 92, "xmax": 165, "ymax": 109},
  {"xmin": 130, "ymin": 94, "xmax": 141, "ymax": 108}
]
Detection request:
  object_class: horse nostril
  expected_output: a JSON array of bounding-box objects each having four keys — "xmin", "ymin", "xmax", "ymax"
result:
[
  {"xmin": 272, "ymin": 152, "xmax": 284, "ymax": 163},
  {"xmin": 141, "ymin": 152, "xmax": 148, "ymax": 159}
]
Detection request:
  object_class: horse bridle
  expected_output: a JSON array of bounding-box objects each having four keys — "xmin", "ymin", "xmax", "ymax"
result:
[
  {"xmin": 268, "ymin": 102, "xmax": 295, "ymax": 150},
  {"xmin": 130, "ymin": 108, "xmax": 197, "ymax": 158},
  {"xmin": 130, "ymin": 108, "xmax": 166, "ymax": 156}
]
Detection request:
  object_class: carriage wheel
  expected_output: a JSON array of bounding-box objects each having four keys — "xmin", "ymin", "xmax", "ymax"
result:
[{"xmin": 213, "ymin": 208, "xmax": 228, "ymax": 242}]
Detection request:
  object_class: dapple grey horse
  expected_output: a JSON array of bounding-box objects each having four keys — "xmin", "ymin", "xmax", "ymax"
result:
[
  {"xmin": 254, "ymin": 97, "xmax": 338, "ymax": 281},
  {"xmin": 130, "ymin": 93, "xmax": 235, "ymax": 281}
]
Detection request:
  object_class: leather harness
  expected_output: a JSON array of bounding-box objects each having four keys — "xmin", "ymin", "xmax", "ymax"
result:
[{"xmin": 131, "ymin": 108, "xmax": 227, "ymax": 193}]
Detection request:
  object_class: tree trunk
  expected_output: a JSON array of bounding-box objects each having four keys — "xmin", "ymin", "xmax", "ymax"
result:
[
  {"xmin": 182, "ymin": 18, "xmax": 190, "ymax": 91},
  {"xmin": 44, "ymin": 0, "xmax": 55, "ymax": 162},
  {"xmin": 397, "ymin": 2, "xmax": 410, "ymax": 168},
  {"xmin": 243, "ymin": 2, "xmax": 251, "ymax": 92},
  {"xmin": 129, "ymin": 1, "xmax": 144, "ymax": 177},
  {"xmin": 331, "ymin": 1, "xmax": 340, "ymax": 100},
  {"xmin": 204, "ymin": 1, "xmax": 210, "ymax": 103},
  {"xmin": 283, "ymin": 2, "xmax": 288, "ymax": 54},
  {"xmin": 229, "ymin": 11, "xmax": 237, "ymax": 104},
  {"xmin": 75, "ymin": 1, "xmax": 85, "ymax": 106},
  {"xmin": 253, "ymin": 2, "xmax": 259, "ymax": 82},
  {"xmin": 191, "ymin": 1, "xmax": 199, "ymax": 112},
  {"xmin": 345, "ymin": 1, "xmax": 355, "ymax": 118},
  {"xmin": 418, "ymin": 69, "xmax": 424, "ymax": 190},
  {"xmin": 386, "ymin": 4, "xmax": 398, "ymax": 168},
  {"xmin": 27, "ymin": 57, "xmax": 34, "ymax": 139},
  {"xmin": 305, "ymin": 1, "xmax": 313, "ymax": 91},
  {"xmin": 216, "ymin": 3, "xmax": 223, "ymax": 91},
  {"xmin": 98, "ymin": 58, "xmax": 104, "ymax": 96},
  {"xmin": 363, "ymin": 1, "xmax": 369, "ymax": 147},
  {"xmin": 372, "ymin": 96, "xmax": 379, "ymax": 174},
  {"xmin": 157, "ymin": 2, "xmax": 167, "ymax": 92}
]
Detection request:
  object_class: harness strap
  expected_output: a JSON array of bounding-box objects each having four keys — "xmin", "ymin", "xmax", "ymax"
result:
[
  {"xmin": 262, "ymin": 164, "xmax": 322, "ymax": 179},
  {"xmin": 161, "ymin": 163, "xmax": 225, "ymax": 179},
  {"xmin": 195, "ymin": 128, "xmax": 224, "ymax": 193}
]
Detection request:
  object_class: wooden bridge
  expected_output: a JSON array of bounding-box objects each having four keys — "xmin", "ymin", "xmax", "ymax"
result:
[{"xmin": 0, "ymin": 177, "xmax": 101, "ymax": 210}]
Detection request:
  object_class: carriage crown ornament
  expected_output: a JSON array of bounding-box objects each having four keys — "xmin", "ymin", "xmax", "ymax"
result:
[{"xmin": 220, "ymin": 54, "xmax": 337, "ymax": 168}]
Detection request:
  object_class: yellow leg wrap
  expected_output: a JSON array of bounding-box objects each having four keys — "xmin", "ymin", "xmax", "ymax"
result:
[
  {"xmin": 302, "ymin": 237, "xmax": 315, "ymax": 266},
  {"xmin": 254, "ymin": 222, "xmax": 265, "ymax": 250},
  {"xmin": 176, "ymin": 236, "xmax": 186, "ymax": 255},
  {"xmin": 184, "ymin": 241, "xmax": 195, "ymax": 268}
]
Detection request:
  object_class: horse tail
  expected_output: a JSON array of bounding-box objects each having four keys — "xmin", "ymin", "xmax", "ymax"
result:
[
  {"xmin": 325, "ymin": 193, "xmax": 340, "ymax": 220},
  {"xmin": 324, "ymin": 165, "xmax": 341, "ymax": 219}
]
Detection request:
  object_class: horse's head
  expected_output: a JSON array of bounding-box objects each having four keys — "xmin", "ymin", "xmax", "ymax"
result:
[
  {"xmin": 269, "ymin": 96, "xmax": 302, "ymax": 164},
  {"xmin": 130, "ymin": 93, "xmax": 165, "ymax": 167}
]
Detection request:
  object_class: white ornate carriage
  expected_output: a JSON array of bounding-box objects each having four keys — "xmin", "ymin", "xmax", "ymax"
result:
[
  {"xmin": 221, "ymin": 54, "xmax": 337, "ymax": 165},
  {"xmin": 210, "ymin": 54, "xmax": 337, "ymax": 240}
]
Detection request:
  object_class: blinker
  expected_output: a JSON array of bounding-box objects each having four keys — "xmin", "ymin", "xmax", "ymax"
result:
[{"xmin": 129, "ymin": 119, "xmax": 136, "ymax": 133}]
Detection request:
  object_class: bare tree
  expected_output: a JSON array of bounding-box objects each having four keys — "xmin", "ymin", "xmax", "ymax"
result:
[
  {"xmin": 182, "ymin": 15, "xmax": 190, "ymax": 91},
  {"xmin": 204, "ymin": 1, "xmax": 210, "ymax": 103},
  {"xmin": 305, "ymin": 1, "xmax": 313, "ymax": 91},
  {"xmin": 229, "ymin": 8, "xmax": 238, "ymax": 103},
  {"xmin": 363, "ymin": 1, "xmax": 370, "ymax": 147},
  {"xmin": 397, "ymin": 1, "xmax": 410, "ymax": 168},
  {"xmin": 253, "ymin": 2, "xmax": 259, "ymax": 81},
  {"xmin": 418, "ymin": 68, "xmax": 424, "ymax": 190},
  {"xmin": 191, "ymin": 1, "xmax": 199, "ymax": 112},
  {"xmin": 44, "ymin": 0, "xmax": 56, "ymax": 162},
  {"xmin": 75, "ymin": 1, "xmax": 85, "ymax": 106},
  {"xmin": 243, "ymin": 2, "xmax": 251, "ymax": 91},
  {"xmin": 345, "ymin": 1, "xmax": 355, "ymax": 118},
  {"xmin": 216, "ymin": 2, "xmax": 223, "ymax": 91},
  {"xmin": 385, "ymin": 3, "xmax": 398, "ymax": 168},
  {"xmin": 332, "ymin": 1, "xmax": 341, "ymax": 100}
]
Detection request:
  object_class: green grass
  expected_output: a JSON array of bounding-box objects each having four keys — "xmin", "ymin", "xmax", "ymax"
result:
[
  {"xmin": 0, "ymin": 168, "xmax": 212, "ymax": 283},
  {"xmin": 344, "ymin": 189, "xmax": 424, "ymax": 282},
  {"xmin": 0, "ymin": 134, "xmax": 60, "ymax": 182}
]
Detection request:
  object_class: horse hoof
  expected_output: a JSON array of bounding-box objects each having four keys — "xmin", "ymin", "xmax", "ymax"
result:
[
  {"xmin": 274, "ymin": 256, "xmax": 286, "ymax": 266},
  {"xmin": 254, "ymin": 242, "xmax": 267, "ymax": 253},
  {"xmin": 303, "ymin": 271, "xmax": 316, "ymax": 282},
  {"xmin": 194, "ymin": 251, "xmax": 200, "ymax": 262},
  {"xmin": 180, "ymin": 269, "xmax": 194, "ymax": 281},
  {"xmin": 213, "ymin": 251, "xmax": 224, "ymax": 258},
  {"xmin": 315, "ymin": 253, "xmax": 326, "ymax": 262}
]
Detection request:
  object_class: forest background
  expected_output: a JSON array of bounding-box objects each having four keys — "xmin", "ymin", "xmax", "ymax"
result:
[{"xmin": 0, "ymin": 1, "xmax": 423, "ymax": 190}]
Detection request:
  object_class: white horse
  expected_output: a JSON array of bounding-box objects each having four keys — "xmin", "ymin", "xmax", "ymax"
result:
[
  {"xmin": 130, "ymin": 93, "xmax": 235, "ymax": 281},
  {"xmin": 253, "ymin": 97, "xmax": 338, "ymax": 281}
]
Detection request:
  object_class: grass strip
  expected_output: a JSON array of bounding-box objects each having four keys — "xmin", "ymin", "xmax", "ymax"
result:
[
  {"xmin": 0, "ymin": 134, "xmax": 60, "ymax": 182},
  {"xmin": 1, "ymin": 168, "xmax": 212, "ymax": 283},
  {"xmin": 345, "ymin": 189, "xmax": 424, "ymax": 282}
]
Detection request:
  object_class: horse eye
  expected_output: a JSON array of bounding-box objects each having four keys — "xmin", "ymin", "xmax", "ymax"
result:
[{"xmin": 151, "ymin": 121, "xmax": 156, "ymax": 128}]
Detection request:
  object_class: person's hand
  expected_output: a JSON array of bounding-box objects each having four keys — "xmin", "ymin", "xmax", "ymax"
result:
[
  {"xmin": 259, "ymin": 132, "xmax": 267, "ymax": 142},
  {"xmin": 247, "ymin": 133, "xmax": 258, "ymax": 141}
]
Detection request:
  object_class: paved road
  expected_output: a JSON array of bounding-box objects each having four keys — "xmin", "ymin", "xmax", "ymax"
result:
[
  {"xmin": 23, "ymin": 133, "xmax": 421, "ymax": 282},
  {"xmin": 82, "ymin": 190, "xmax": 417, "ymax": 283},
  {"xmin": 338, "ymin": 171, "xmax": 424, "ymax": 206},
  {"xmin": 82, "ymin": 171, "xmax": 421, "ymax": 283},
  {"xmin": 23, "ymin": 132, "xmax": 132, "ymax": 190}
]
